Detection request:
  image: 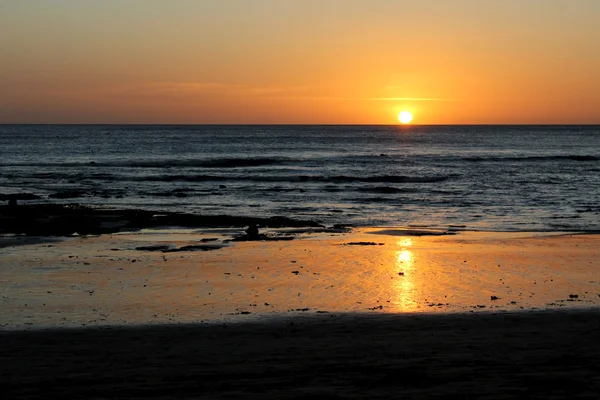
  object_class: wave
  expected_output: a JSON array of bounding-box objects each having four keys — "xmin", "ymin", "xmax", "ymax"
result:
[
  {"xmin": 0, "ymin": 157, "xmax": 285, "ymax": 169},
  {"xmin": 329, "ymin": 175, "xmax": 450, "ymax": 183},
  {"xmin": 463, "ymin": 155, "xmax": 598, "ymax": 162},
  {"xmin": 24, "ymin": 172, "xmax": 117, "ymax": 180},
  {"xmin": 347, "ymin": 196, "xmax": 394, "ymax": 203},
  {"xmin": 357, "ymin": 186, "xmax": 419, "ymax": 194},
  {"xmin": 137, "ymin": 174, "xmax": 451, "ymax": 184},
  {"xmin": 128, "ymin": 157, "xmax": 284, "ymax": 168},
  {"xmin": 264, "ymin": 187, "xmax": 307, "ymax": 193}
]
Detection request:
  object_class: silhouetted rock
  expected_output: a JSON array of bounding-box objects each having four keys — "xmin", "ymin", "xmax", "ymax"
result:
[
  {"xmin": 343, "ymin": 242, "xmax": 384, "ymax": 246},
  {"xmin": 0, "ymin": 193, "xmax": 42, "ymax": 205},
  {"xmin": 136, "ymin": 245, "xmax": 172, "ymax": 252},
  {"xmin": 49, "ymin": 190, "xmax": 88, "ymax": 199},
  {"xmin": 245, "ymin": 224, "xmax": 259, "ymax": 239},
  {"xmin": 165, "ymin": 244, "xmax": 224, "ymax": 252},
  {"xmin": 0, "ymin": 204, "xmax": 324, "ymax": 236}
]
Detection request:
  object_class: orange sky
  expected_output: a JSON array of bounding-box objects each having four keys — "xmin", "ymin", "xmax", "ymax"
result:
[{"xmin": 1, "ymin": 0, "xmax": 599, "ymax": 124}]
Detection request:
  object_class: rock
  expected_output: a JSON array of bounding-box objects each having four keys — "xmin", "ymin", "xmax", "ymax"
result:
[
  {"xmin": 135, "ymin": 245, "xmax": 172, "ymax": 252},
  {"xmin": 0, "ymin": 193, "xmax": 42, "ymax": 201},
  {"xmin": 1, "ymin": 193, "xmax": 42, "ymax": 206},
  {"xmin": 491, "ymin": 296, "xmax": 499, "ymax": 301},
  {"xmin": 0, "ymin": 204, "xmax": 324, "ymax": 236},
  {"xmin": 49, "ymin": 190, "xmax": 88, "ymax": 199},
  {"xmin": 344, "ymin": 242, "xmax": 384, "ymax": 246},
  {"xmin": 166, "ymin": 244, "xmax": 224, "ymax": 252},
  {"xmin": 245, "ymin": 224, "xmax": 259, "ymax": 239},
  {"xmin": 332, "ymin": 224, "xmax": 354, "ymax": 229}
]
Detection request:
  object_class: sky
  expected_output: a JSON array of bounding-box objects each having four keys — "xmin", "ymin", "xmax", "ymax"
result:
[{"xmin": 1, "ymin": 0, "xmax": 599, "ymax": 124}]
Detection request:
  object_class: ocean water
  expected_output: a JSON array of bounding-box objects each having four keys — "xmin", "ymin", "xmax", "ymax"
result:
[{"xmin": 1, "ymin": 124, "xmax": 599, "ymax": 232}]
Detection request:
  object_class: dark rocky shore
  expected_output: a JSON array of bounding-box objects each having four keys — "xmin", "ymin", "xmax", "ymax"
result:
[{"xmin": 0, "ymin": 203, "xmax": 324, "ymax": 236}]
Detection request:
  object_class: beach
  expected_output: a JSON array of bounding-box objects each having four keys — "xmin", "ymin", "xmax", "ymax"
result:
[
  {"xmin": 2, "ymin": 217, "xmax": 600, "ymax": 398},
  {"xmin": 2, "ymin": 311, "xmax": 600, "ymax": 398},
  {"xmin": 3, "ymin": 0, "xmax": 600, "ymax": 396}
]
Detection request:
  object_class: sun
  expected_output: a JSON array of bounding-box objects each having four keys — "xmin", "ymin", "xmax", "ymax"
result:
[{"xmin": 398, "ymin": 111, "xmax": 413, "ymax": 124}]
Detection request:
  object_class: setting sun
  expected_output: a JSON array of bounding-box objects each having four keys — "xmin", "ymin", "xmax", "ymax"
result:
[{"xmin": 398, "ymin": 111, "xmax": 413, "ymax": 124}]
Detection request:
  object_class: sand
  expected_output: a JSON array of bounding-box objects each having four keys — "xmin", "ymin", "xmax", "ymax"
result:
[
  {"xmin": 1, "ymin": 228, "xmax": 599, "ymax": 328},
  {"xmin": 2, "ymin": 311, "xmax": 600, "ymax": 399},
  {"xmin": 1, "ymin": 228, "xmax": 600, "ymax": 398}
]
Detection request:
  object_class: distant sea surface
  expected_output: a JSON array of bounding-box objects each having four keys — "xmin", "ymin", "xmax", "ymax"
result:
[{"xmin": 1, "ymin": 125, "xmax": 599, "ymax": 232}]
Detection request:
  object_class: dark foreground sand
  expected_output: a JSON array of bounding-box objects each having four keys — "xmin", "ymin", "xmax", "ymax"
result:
[{"xmin": 2, "ymin": 310, "xmax": 599, "ymax": 399}]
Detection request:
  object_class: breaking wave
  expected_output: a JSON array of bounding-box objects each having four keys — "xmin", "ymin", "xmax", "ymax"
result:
[{"xmin": 463, "ymin": 155, "xmax": 598, "ymax": 162}]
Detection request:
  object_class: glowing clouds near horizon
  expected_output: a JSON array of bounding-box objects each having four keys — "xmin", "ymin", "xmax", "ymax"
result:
[{"xmin": 398, "ymin": 111, "xmax": 413, "ymax": 124}]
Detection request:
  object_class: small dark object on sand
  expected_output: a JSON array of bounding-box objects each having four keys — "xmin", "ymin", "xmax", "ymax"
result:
[
  {"xmin": 569, "ymin": 294, "xmax": 579, "ymax": 299},
  {"xmin": 491, "ymin": 296, "xmax": 499, "ymax": 301}
]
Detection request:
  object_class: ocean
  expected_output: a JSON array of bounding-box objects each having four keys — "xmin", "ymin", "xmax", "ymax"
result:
[{"xmin": 1, "ymin": 124, "xmax": 599, "ymax": 232}]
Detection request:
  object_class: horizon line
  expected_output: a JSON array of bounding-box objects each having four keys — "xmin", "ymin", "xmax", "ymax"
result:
[{"xmin": 1, "ymin": 123, "xmax": 600, "ymax": 127}]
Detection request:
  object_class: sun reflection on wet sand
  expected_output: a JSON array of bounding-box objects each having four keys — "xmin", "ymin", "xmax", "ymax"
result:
[{"xmin": 393, "ymin": 241, "xmax": 416, "ymax": 311}]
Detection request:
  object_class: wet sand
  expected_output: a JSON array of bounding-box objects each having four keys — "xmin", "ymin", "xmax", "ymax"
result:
[
  {"xmin": 1, "ymin": 229, "xmax": 599, "ymax": 328},
  {"xmin": 2, "ymin": 310, "xmax": 600, "ymax": 399}
]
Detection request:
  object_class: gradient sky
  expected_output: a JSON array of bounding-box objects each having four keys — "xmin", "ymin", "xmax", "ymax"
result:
[{"xmin": 1, "ymin": 0, "xmax": 599, "ymax": 124}]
